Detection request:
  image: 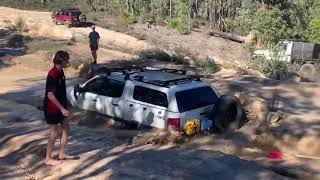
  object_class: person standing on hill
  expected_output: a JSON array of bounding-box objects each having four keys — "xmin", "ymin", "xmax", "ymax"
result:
[{"xmin": 88, "ymin": 25, "xmax": 100, "ymax": 65}]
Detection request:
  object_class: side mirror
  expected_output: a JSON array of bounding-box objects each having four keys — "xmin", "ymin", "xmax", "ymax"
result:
[{"xmin": 74, "ymin": 84, "xmax": 83, "ymax": 100}]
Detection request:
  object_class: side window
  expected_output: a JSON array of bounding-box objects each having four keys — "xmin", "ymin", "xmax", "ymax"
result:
[
  {"xmin": 133, "ymin": 86, "xmax": 168, "ymax": 107},
  {"xmin": 84, "ymin": 77, "xmax": 106, "ymax": 94},
  {"xmin": 108, "ymin": 79, "xmax": 125, "ymax": 98},
  {"xmin": 84, "ymin": 77, "xmax": 125, "ymax": 98}
]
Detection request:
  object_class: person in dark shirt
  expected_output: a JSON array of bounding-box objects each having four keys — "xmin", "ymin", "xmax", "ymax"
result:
[
  {"xmin": 43, "ymin": 50, "xmax": 72, "ymax": 166},
  {"xmin": 88, "ymin": 25, "xmax": 100, "ymax": 64}
]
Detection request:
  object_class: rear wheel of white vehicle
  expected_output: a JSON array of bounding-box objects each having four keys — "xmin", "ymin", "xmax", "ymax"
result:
[{"xmin": 211, "ymin": 95, "xmax": 246, "ymax": 134}]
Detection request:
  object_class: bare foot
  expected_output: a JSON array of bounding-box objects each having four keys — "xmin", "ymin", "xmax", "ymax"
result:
[{"xmin": 45, "ymin": 159, "xmax": 62, "ymax": 166}]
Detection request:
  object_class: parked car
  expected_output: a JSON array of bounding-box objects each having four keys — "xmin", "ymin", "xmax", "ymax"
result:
[
  {"xmin": 253, "ymin": 40, "xmax": 320, "ymax": 81},
  {"xmin": 52, "ymin": 8, "xmax": 86, "ymax": 28}
]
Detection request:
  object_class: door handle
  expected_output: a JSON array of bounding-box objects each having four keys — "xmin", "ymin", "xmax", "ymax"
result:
[
  {"xmin": 112, "ymin": 103, "xmax": 119, "ymax": 106},
  {"xmin": 92, "ymin": 99, "xmax": 97, "ymax": 102}
]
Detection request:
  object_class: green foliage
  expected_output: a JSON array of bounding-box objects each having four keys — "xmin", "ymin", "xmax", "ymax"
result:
[
  {"xmin": 308, "ymin": 18, "xmax": 320, "ymax": 43},
  {"xmin": 251, "ymin": 46, "xmax": 289, "ymax": 78},
  {"xmin": 195, "ymin": 57, "xmax": 220, "ymax": 74},
  {"xmin": 121, "ymin": 12, "xmax": 138, "ymax": 24},
  {"xmin": 175, "ymin": 0, "xmax": 191, "ymax": 34},
  {"xmin": 308, "ymin": 1, "xmax": 320, "ymax": 43},
  {"xmin": 169, "ymin": 18, "xmax": 180, "ymax": 29},
  {"xmin": 253, "ymin": 7, "xmax": 289, "ymax": 45},
  {"xmin": 227, "ymin": 0, "xmax": 259, "ymax": 35},
  {"xmin": 251, "ymin": 57, "xmax": 288, "ymax": 79}
]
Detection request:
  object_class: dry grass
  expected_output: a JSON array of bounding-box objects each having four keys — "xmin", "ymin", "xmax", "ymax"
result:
[
  {"xmin": 26, "ymin": 39, "xmax": 62, "ymax": 61},
  {"xmin": 139, "ymin": 49, "xmax": 171, "ymax": 62},
  {"xmin": 194, "ymin": 57, "xmax": 220, "ymax": 74}
]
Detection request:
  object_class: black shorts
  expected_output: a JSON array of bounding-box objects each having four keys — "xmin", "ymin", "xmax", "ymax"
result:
[
  {"xmin": 44, "ymin": 112, "xmax": 65, "ymax": 125},
  {"xmin": 90, "ymin": 44, "xmax": 98, "ymax": 51}
]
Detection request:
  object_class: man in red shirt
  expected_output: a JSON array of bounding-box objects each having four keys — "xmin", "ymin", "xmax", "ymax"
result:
[{"xmin": 43, "ymin": 51, "xmax": 71, "ymax": 166}]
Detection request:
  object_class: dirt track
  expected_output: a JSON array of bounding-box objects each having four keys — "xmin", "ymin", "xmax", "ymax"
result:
[
  {"xmin": 0, "ymin": 99, "xmax": 289, "ymax": 180},
  {"xmin": 0, "ymin": 7, "xmax": 151, "ymax": 52}
]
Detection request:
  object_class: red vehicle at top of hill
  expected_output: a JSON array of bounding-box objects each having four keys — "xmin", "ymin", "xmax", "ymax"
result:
[{"xmin": 51, "ymin": 8, "xmax": 86, "ymax": 28}]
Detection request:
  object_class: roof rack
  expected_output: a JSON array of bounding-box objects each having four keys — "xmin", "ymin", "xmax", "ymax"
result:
[
  {"xmin": 96, "ymin": 66, "xmax": 193, "ymax": 86},
  {"xmin": 133, "ymin": 75, "xmax": 202, "ymax": 87},
  {"xmin": 142, "ymin": 67, "xmax": 186, "ymax": 75},
  {"xmin": 97, "ymin": 66, "xmax": 186, "ymax": 76}
]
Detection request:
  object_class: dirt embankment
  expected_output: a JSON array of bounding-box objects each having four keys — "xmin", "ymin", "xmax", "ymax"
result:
[{"xmin": 132, "ymin": 24, "xmax": 251, "ymax": 67}]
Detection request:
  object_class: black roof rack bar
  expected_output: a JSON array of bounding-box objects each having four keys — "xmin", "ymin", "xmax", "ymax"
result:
[
  {"xmin": 133, "ymin": 75, "xmax": 202, "ymax": 87},
  {"xmin": 142, "ymin": 67, "xmax": 186, "ymax": 75},
  {"xmin": 164, "ymin": 76, "xmax": 201, "ymax": 86},
  {"xmin": 98, "ymin": 66, "xmax": 187, "ymax": 76}
]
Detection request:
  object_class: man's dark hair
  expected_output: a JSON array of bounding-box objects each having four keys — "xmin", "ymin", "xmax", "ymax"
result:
[{"xmin": 53, "ymin": 51, "xmax": 70, "ymax": 65}]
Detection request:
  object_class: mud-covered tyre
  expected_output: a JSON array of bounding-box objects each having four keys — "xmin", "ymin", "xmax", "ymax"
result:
[
  {"xmin": 211, "ymin": 95, "xmax": 246, "ymax": 134},
  {"xmin": 299, "ymin": 63, "xmax": 317, "ymax": 82}
]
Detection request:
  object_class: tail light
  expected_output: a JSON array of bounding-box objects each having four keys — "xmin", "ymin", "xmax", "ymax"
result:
[{"xmin": 167, "ymin": 118, "xmax": 180, "ymax": 131}]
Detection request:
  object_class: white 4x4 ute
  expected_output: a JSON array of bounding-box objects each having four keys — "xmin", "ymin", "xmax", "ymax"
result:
[{"xmin": 67, "ymin": 67, "xmax": 221, "ymax": 131}]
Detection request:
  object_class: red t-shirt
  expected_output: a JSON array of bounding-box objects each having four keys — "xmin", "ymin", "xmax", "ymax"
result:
[{"xmin": 43, "ymin": 66, "xmax": 67, "ymax": 115}]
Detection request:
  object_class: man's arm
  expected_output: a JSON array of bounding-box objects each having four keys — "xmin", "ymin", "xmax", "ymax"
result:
[
  {"xmin": 48, "ymin": 92, "xmax": 64, "ymax": 110},
  {"xmin": 88, "ymin": 32, "xmax": 92, "ymax": 43},
  {"xmin": 48, "ymin": 92, "xmax": 69, "ymax": 117}
]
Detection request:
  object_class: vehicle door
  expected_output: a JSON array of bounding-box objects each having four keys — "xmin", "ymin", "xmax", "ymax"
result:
[
  {"xmin": 60, "ymin": 10, "xmax": 67, "ymax": 22},
  {"xmin": 56, "ymin": 10, "xmax": 63, "ymax": 23},
  {"xmin": 128, "ymin": 85, "xmax": 168, "ymax": 128},
  {"xmin": 95, "ymin": 79, "xmax": 125, "ymax": 118},
  {"xmin": 76, "ymin": 76, "xmax": 106, "ymax": 112}
]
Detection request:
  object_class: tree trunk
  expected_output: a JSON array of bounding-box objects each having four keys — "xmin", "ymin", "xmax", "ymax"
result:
[
  {"xmin": 126, "ymin": 0, "xmax": 130, "ymax": 13},
  {"xmin": 169, "ymin": 0, "xmax": 172, "ymax": 19},
  {"xmin": 131, "ymin": 0, "xmax": 135, "ymax": 16},
  {"xmin": 41, "ymin": 0, "xmax": 46, "ymax": 7},
  {"xmin": 208, "ymin": 30, "xmax": 246, "ymax": 43},
  {"xmin": 195, "ymin": 0, "xmax": 198, "ymax": 18}
]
